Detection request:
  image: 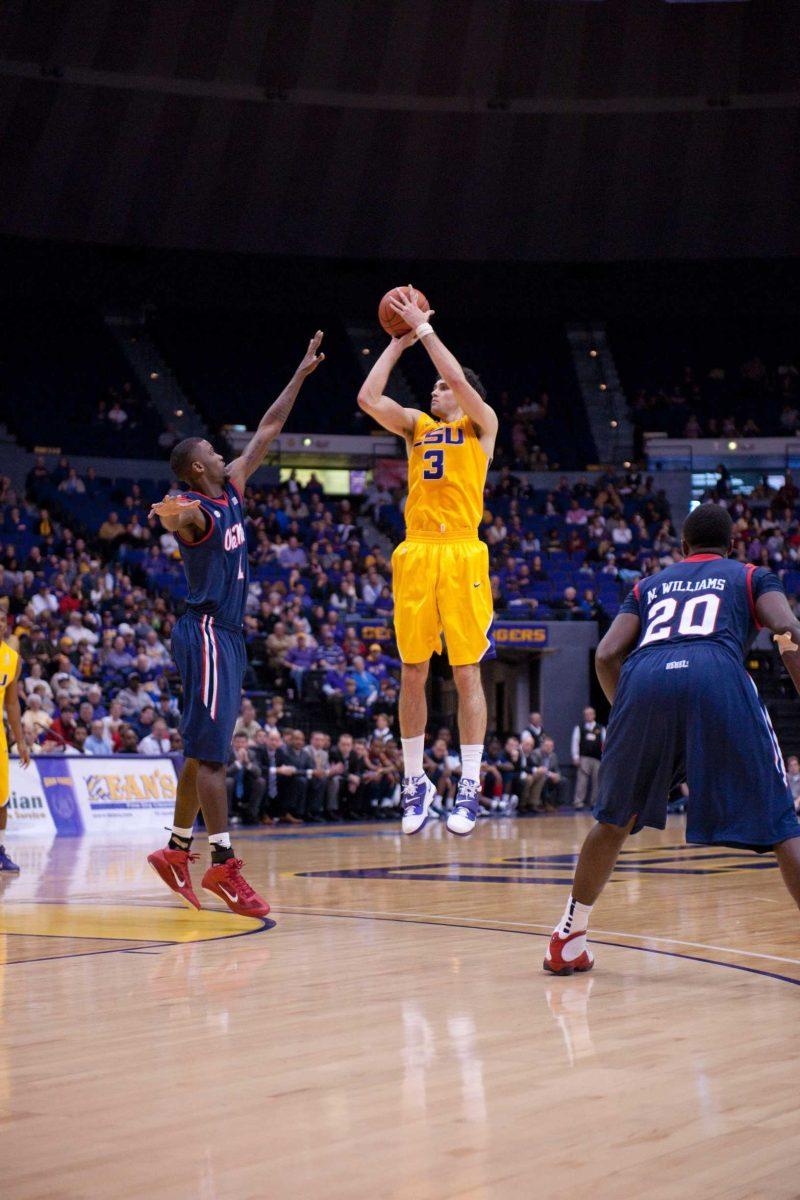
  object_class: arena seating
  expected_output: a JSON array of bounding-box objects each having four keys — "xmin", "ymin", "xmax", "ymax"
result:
[
  {"xmin": 611, "ymin": 321, "xmax": 800, "ymax": 444},
  {"xmin": 153, "ymin": 308, "xmax": 596, "ymax": 466},
  {"xmin": 150, "ymin": 310, "xmax": 364, "ymax": 434},
  {"xmin": 1, "ymin": 305, "xmax": 163, "ymax": 456}
]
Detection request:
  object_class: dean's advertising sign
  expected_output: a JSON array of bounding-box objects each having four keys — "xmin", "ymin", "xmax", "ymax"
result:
[
  {"xmin": 67, "ymin": 756, "xmax": 178, "ymax": 832},
  {"xmin": 7, "ymin": 756, "xmax": 180, "ymax": 836}
]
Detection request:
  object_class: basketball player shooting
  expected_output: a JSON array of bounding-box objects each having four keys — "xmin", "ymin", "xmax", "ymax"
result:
[
  {"xmin": 358, "ymin": 288, "xmax": 497, "ymax": 837},
  {"xmin": 147, "ymin": 332, "xmax": 325, "ymax": 916},
  {"xmin": 544, "ymin": 503, "xmax": 800, "ymax": 976}
]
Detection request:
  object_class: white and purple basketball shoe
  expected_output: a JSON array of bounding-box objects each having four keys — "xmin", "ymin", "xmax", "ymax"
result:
[
  {"xmin": 400, "ymin": 774, "xmax": 436, "ymax": 835},
  {"xmin": 446, "ymin": 779, "xmax": 481, "ymax": 836}
]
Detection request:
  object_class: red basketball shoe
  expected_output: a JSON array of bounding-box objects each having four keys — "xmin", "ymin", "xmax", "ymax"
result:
[
  {"xmin": 147, "ymin": 847, "xmax": 201, "ymax": 910},
  {"xmin": 201, "ymin": 858, "xmax": 270, "ymax": 918},
  {"xmin": 543, "ymin": 929, "xmax": 595, "ymax": 976}
]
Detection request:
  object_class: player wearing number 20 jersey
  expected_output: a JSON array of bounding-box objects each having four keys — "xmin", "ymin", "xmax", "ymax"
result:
[{"xmin": 596, "ymin": 553, "xmax": 800, "ymax": 851}]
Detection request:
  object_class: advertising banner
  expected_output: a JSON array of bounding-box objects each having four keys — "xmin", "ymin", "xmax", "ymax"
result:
[
  {"xmin": 7, "ymin": 758, "xmax": 57, "ymax": 838},
  {"xmin": 493, "ymin": 622, "xmax": 549, "ymax": 649},
  {"xmin": 347, "ymin": 618, "xmax": 549, "ymax": 651},
  {"xmin": 66, "ymin": 756, "xmax": 179, "ymax": 833},
  {"xmin": 6, "ymin": 755, "xmax": 180, "ymax": 837}
]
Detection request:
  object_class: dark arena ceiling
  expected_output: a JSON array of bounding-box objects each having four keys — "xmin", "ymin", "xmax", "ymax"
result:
[{"xmin": 0, "ymin": 0, "xmax": 798, "ymax": 261}]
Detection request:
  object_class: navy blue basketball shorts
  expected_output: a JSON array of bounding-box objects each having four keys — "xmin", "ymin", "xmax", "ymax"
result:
[
  {"xmin": 171, "ymin": 612, "xmax": 246, "ymax": 764},
  {"xmin": 595, "ymin": 644, "xmax": 800, "ymax": 853}
]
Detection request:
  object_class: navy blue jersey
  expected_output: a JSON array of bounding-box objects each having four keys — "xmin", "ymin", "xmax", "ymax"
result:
[
  {"xmin": 176, "ymin": 480, "xmax": 248, "ymax": 627},
  {"xmin": 620, "ymin": 554, "xmax": 784, "ymax": 663}
]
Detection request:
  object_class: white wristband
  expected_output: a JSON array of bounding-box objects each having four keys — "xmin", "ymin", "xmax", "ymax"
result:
[{"xmin": 415, "ymin": 321, "xmax": 434, "ymax": 340}]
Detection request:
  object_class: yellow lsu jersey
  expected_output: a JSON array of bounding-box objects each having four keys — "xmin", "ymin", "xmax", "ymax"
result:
[
  {"xmin": 405, "ymin": 413, "xmax": 488, "ymax": 537},
  {"xmin": 0, "ymin": 640, "xmax": 19, "ymax": 739},
  {"xmin": 0, "ymin": 640, "xmax": 19, "ymax": 804}
]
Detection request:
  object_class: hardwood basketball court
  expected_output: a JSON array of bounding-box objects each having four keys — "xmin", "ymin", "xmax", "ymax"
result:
[{"xmin": 3, "ymin": 816, "xmax": 800, "ymax": 1199}]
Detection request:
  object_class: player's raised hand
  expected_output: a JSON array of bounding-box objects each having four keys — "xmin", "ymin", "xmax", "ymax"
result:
[
  {"xmin": 388, "ymin": 285, "xmax": 434, "ymax": 332},
  {"xmin": 387, "ymin": 328, "xmax": 420, "ymax": 354},
  {"xmin": 774, "ymin": 632, "xmax": 799, "ymax": 654},
  {"xmin": 296, "ymin": 331, "xmax": 325, "ymax": 378},
  {"xmin": 148, "ymin": 494, "xmax": 202, "ymax": 522}
]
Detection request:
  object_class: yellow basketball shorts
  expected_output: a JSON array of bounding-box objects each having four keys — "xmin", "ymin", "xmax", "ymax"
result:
[{"xmin": 391, "ymin": 535, "xmax": 494, "ymax": 666}]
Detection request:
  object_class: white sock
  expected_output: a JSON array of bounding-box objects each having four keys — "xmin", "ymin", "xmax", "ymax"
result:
[
  {"xmin": 555, "ymin": 893, "xmax": 593, "ymax": 962},
  {"xmin": 401, "ymin": 735, "xmax": 425, "ymax": 778},
  {"xmin": 171, "ymin": 825, "xmax": 194, "ymax": 841},
  {"xmin": 460, "ymin": 744, "xmax": 483, "ymax": 783},
  {"xmin": 208, "ymin": 831, "xmax": 231, "ymax": 850}
]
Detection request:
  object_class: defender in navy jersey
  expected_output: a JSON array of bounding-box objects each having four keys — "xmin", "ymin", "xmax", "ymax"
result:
[
  {"xmin": 170, "ymin": 477, "xmax": 249, "ymax": 766},
  {"xmin": 146, "ymin": 332, "xmax": 325, "ymax": 919},
  {"xmin": 545, "ymin": 504, "xmax": 800, "ymax": 977}
]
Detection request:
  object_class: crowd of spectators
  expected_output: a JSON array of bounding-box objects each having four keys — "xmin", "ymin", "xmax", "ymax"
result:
[
  {"xmin": 1, "ymin": 462, "xmax": 412, "ymax": 764},
  {"xmin": 223, "ymin": 704, "xmax": 598, "ymax": 825},
  {"xmin": 20, "ymin": 458, "xmax": 674, "ymax": 680},
  {"xmin": 372, "ymin": 467, "xmax": 673, "ymax": 626},
  {"xmin": 688, "ymin": 471, "xmax": 800, "ymax": 608},
  {"xmin": 478, "ymin": 468, "xmax": 671, "ymax": 624},
  {"xmin": 1, "ymin": 456, "xmax": 674, "ymax": 718},
  {"xmin": 5, "ymin": 450, "xmax": 800, "ymax": 825},
  {"xmin": 0, "ymin": 448, "xmax": 724, "ymax": 831},
  {"xmin": 0, "ymin": 458, "xmax": 570, "ymax": 816}
]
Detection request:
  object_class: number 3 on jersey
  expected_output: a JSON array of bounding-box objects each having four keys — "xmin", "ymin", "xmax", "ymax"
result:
[
  {"xmin": 641, "ymin": 594, "xmax": 721, "ymax": 647},
  {"xmin": 422, "ymin": 449, "xmax": 445, "ymax": 480}
]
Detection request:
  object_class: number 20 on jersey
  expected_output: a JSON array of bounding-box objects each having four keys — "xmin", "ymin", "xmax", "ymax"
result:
[{"xmin": 640, "ymin": 594, "xmax": 721, "ymax": 647}]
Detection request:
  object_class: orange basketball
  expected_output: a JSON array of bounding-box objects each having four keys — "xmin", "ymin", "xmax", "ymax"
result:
[{"xmin": 378, "ymin": 286, "xmax": 430, "ymax": 337}]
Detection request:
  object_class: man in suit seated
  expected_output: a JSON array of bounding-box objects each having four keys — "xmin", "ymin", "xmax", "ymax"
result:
[{"xmin": 527, "ymin": 736, "xmax": 566, "ymax": 811}]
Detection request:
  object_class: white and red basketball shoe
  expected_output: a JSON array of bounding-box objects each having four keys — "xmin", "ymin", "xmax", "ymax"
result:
[
  {"xmin": 543, "ymin": 929, "xmax": 595, "ymax": 976},
  {"xmin": 202, "ymin": 858, "xmax": 270, "ymax": 918},
  {"xmin": 147, "ymin": 847, "xmax": 201, "ymax": 910}
]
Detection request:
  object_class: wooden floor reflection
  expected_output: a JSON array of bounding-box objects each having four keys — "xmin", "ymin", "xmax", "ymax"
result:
[{"xmin": 3, "ymin": 815, "xmax": 800, "ymax": 1199}]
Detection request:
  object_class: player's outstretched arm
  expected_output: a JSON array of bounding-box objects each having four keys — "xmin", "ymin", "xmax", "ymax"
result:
[
  {"xmin": 148, "ymin": 494, "xmax": 206, "ymax": 538},
  {"xmin": 388, "ymin": 288, "xmax": 498, "ymax": 439},
  {"xmin": 594, "ymin": 613, "xmax": 641, "ymax": 704},
  {"xmin": 759, "ymin": 591, "xmax": 800, "ymax": 694},
  {"xmin": 227, "ymin": 331, "xmax": 325, "ymax": 491},
  {"xmin": 6, "ymin": 660, "xmax": 29, "ymax": 767},
  {"xmin": 357, "ymin": 333, "xmax": 421, "ymax": 439}
]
